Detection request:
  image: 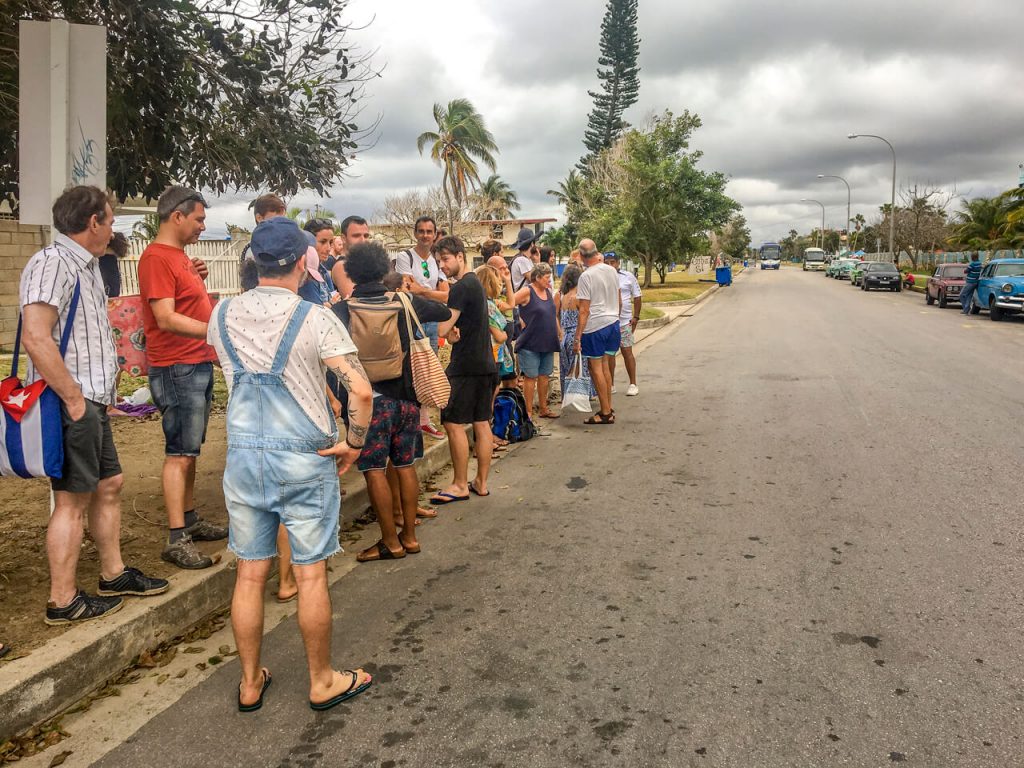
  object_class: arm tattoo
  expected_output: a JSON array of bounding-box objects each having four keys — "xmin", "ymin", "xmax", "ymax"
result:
[
  {"xmin": 330, "ymin": 353, "xmax": 371, "ymax": 448},
  {"xmin": 329, "ymin": 353, "xmax": 368, "ymax": 394}
]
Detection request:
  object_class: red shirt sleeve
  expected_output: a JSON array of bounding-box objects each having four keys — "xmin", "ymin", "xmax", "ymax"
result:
[{"xmin": 138, "ymin": 252, "xmax": 178, "ymax": 302}]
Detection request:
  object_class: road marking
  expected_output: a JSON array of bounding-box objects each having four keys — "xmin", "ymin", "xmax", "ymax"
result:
[{"xmin": 962, "ymin": 324, "xmax": 975, "ymax": 328}]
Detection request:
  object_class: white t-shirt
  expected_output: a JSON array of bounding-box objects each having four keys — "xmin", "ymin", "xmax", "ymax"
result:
[
  {"xmin": 207, "ymin": 287, "xmax": 356, "ymax": 434},
  {"xmin": 510, "ymin": 253, "xmax": 533, "ymax": 290},
  {"xmin": 396, "ymin": 249, "xmax": 441, "ymax": 290},
  {"xmin": 576, "ymin": 262, "xmax": 621, "ymax": 334},
  {"xmin": 617, "ymin": 270, "xmax": 642, "ymax": 325}
]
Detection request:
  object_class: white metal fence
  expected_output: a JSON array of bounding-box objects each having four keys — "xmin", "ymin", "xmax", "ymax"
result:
[{"xmin": 119, "ymin": 239, "xmax": 248, "ymax": 296}]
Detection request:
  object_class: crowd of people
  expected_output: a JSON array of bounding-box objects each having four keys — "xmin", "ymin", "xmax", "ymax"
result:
[{"xmin": 11, "ymin": 184, "xmax": 644, "ymax": 711}]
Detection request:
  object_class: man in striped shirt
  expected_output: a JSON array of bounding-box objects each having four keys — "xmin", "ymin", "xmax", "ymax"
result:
[{"xmin": 20, "ymin": 186, "xmax": 168, "ymax": 625}]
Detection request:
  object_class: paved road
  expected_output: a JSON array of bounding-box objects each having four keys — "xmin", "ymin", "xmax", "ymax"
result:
[{"xmin": 96, "ymin": 269, "xmax": 1024, "ymax": 767}]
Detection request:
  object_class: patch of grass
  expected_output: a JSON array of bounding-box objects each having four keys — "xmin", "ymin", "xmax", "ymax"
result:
[{"xmin": 639, "ymin": 307, "xmax": 664, "ymax": 321}]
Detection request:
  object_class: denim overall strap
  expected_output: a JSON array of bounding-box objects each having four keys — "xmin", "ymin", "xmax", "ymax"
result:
[
  {"xmin": 216, "ymin": 299, "xmax": 247, "ymax": 373},
  {"xmin": 270, "ymin": 301, "xmax": 314, "ymax": 376}
]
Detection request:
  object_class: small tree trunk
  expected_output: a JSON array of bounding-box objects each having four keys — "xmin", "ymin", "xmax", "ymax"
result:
[{"xmin": 641, "ymin": 255, "xmax": 654, "ymax": 288}]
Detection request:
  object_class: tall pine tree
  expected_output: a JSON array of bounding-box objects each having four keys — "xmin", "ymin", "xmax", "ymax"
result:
[{"xmin": 578, "ymin": 0, "xmax": 641, "ymax": 173}]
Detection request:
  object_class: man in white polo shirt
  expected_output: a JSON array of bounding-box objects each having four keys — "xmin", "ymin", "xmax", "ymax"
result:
[{"xmin": 572, "ymin": 239, "xmax": 621, "ymax": 425}]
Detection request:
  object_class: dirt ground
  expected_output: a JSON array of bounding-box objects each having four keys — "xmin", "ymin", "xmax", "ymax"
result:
[{"xmin": 0, "ymin": 412, "xmax": 231, "ymax": 659}]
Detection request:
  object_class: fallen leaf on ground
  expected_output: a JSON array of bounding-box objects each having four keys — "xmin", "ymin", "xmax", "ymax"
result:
[
  {"xmin": 175, "ymin": 669, "xmax": 188, "ymax": 679},
  {"xmin": 183, "ymin": 646, "xmax": 204, "ymax": 654},
  {"xmin": 48, "ymin": 750, "xmax": 73, "ymax": 767}
]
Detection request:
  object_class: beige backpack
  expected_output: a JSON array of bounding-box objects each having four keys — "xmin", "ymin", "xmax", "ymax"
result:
[{"xmin": 344, "ymin": 294, "xmax": 406, "ymax": 382}]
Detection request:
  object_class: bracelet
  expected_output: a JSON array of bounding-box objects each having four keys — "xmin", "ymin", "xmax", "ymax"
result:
[{"xmin": 345, "ymin": 439, "xmax": 363, "ymax": 451}]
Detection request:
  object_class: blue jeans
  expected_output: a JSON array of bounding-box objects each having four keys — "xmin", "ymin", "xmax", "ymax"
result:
[
  {"xmin": 421, "ymin": 321, "xmax": 439, "ymax": 353},
  {"xmin": 960, "ymin": 282, "xmax": 977, "ymax": 313},
  {"xmin": 149, "ymin": 362, "xmax": 214, "ymax": 456}
]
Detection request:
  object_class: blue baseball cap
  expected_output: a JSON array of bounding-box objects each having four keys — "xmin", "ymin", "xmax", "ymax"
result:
[
  {"xmin": 250, "ymin": 217, "xmax": 307, "ymax": 267},
  {"xmin": 603, "ymin": 251, "xmax": 620, "ymax": 261}
]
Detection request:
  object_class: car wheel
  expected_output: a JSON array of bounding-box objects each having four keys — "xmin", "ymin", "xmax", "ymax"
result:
[
  {"xmin": 937, "ymin": 291, "xmax": 946, "ymax": 308},
  {"xmin": 989, "ymin": 297, "xmax": 1003, "ymax": 321}
]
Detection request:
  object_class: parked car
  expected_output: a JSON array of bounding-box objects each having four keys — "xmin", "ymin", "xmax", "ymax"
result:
[
  {"xmin": 827, "ymin": 258, "xmax": 851, "ymax": 278},
  {"xmin": 925, "ymin": 263, "xmax": 966, "ymax": 308},
  {"xmin": 861, "ymin": 261, "xmax": 901, "ymax": 291},
  {"xmin": 971, "ymin": 258, "xmax": 1024, "ymax": 321},
  {"xmin": 849, "ymin": 262, "xmax": 870, "ymax": 286},
  {"xmin": 835, "ymin": 259, "xmax": 861, "ymax": 281}
]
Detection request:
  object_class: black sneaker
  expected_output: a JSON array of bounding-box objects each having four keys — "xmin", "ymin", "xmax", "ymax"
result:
[
  {"xmin": 185, "ymin": 518, "xmax": 228, "ymax": 542},
  {"xmin": 45, "ymin": 590, "xmax": 123, "ymax": 626},
  {"xmin": 98, "ymin": 566, "xmax": 170, "ymax": 597}
]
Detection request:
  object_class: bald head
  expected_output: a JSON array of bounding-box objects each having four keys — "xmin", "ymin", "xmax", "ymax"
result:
[
  {"xmin": 578, "ymin": 239, "xmax": 600, "ymax": 263},
  {"xmin": 486, "ymin": 255, "xmax": 510, "ymax": 279}
]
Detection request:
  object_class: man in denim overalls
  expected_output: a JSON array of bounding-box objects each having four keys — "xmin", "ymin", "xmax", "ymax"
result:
[{"xmin": 208, "ymin": 217, "xmax": 375, "ymax": 712}]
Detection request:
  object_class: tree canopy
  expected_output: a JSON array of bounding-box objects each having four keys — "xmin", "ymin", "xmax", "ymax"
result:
[
  {"xmin": 575, "ymin": 110, "xmax": 738, "ymax": 287},
  {"xmin": 578, "ymin": 0, "xmax": 640, "ymax": 173},
  {"xmin": 470, "ymin": 174, "xmax": 520, "ymax": 220},
  {"xmin": 0, "ymin": 0, "xmax": 377, "ymax": 210}
]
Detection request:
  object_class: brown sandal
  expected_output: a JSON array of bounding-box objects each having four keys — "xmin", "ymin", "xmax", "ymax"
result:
[{"xmin": 583, "ymin": 412, "xmax": 615, "ymax": 425}]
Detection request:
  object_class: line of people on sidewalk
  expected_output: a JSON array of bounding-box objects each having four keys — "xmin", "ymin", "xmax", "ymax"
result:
[{"xmin": 10, "ymin": 185, "xmax": 644, "ymax": 710}]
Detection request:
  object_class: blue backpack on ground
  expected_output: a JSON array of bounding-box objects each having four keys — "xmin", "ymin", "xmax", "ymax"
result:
[{"xmin": 492, "ymin": 388, "xmax": 535, "ymax": 443}]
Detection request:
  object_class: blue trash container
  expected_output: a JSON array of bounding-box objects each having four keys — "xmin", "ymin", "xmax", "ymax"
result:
[
  {"xmin": 715, "ymin": 266, "xmax": 732, "ymax": 286},
  {"xmin": 556, "ymin": 262, "xmax": 566, "ymax": 278}
]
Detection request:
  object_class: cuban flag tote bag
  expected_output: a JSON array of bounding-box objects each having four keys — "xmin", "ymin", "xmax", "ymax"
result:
[{"xmin": 0, "ymin": 281, "xmax": 81, "ymax": 479}]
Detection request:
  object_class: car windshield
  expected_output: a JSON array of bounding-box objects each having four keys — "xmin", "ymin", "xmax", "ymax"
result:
[
  {"xmin": 868, "ymin": 263, "xmax": 897, "ymax": 273},
  {"xmin": 992, "ymin": 263, "xmax": 1024, "ymax": 278},
  {"xmin": 938, "ymin": 265, "xmax": 966, "ymax": 278}
]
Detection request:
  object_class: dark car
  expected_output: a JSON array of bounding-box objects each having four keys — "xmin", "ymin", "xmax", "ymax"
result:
[
  {"xmin": 925, "ymin": 263, "xmax": 966, "ymax": 308},
  {"xmin": 861, "ymin": 261, "xmax": 901, "ymax": 291}
]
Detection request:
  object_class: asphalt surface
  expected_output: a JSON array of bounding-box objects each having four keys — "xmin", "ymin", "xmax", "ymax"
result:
[{"xmin": 95, "ymin": 269, "xmax": 1024, "ymax": 767}]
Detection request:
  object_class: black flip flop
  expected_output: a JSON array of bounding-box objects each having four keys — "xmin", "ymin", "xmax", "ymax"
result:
[
  {"xmin": 309, "ymin": 669, "xmax": 373, "ymax": 711},
  {"xmin": 356, "ymin": 540, "xmax": 406, "ymax": 563},
  {"xmin": 429, "ymin": 491, "xmax": 470, "ymax": 505},
  {"xmin": 238, "ymin": 668, "xmax": 272, "ymax": 713},
  {"xmin": 468, "ymin": 482, "xmax": 490, "ymax": 497}
]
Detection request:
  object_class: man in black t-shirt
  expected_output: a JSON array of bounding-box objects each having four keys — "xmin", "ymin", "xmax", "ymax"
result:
[{"xmin": 433, "ymin": 236, "xmax": 498, "ymax": 503}]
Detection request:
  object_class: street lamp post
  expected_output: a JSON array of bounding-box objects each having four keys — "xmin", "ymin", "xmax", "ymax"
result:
[
  {"xmin": 817, "ymin": 174, "xmax": 851, "ymax": 251},
  {"xmin": 848, "ymin": 133, "xmax": 896, "ymax": 263},
  {"xmin": 801, "ymin": 198, "xmax": 825, "ymax": 249}
]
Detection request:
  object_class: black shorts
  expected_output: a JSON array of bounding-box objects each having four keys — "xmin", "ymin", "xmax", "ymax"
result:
[
  {"xmin": 51, "ymin": 400, "xmax": 122, "ymax": 494},
  {"xmin": 441, "ymin": 374, "xmax": 500, "ymax": 425}
]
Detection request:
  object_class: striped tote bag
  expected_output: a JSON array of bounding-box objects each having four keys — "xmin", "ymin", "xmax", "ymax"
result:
[
  {"xmin": 395, "ymin": 292, "xmax": 450, "ymax": 409},
  {"xmin": 0, "ymin": 281, "xmax": 81, "ymax": 478}
]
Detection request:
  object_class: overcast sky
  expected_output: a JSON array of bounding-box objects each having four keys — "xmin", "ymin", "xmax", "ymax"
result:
[{"xmin": 192, "ymin": 0, "xmax": 1024, "ymax": 247}]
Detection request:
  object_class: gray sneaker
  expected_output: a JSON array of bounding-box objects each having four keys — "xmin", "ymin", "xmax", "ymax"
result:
[
  {"xmin": 161, "ymin": 534, "xmax": 214, "ymax": 570},
  {"xmin": 185, "ymin": 518, "xmax": 228, "ymax": 542}
]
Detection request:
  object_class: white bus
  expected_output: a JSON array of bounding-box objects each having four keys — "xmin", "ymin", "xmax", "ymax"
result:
[{"xmin": 803, "ymin": 247, "xmax": 826, "ymax": 271}]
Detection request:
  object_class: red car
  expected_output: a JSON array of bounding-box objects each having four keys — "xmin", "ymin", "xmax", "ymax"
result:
[{"xmin": 925, "ymin": 263, "xmax": 967, "ymax": 308}]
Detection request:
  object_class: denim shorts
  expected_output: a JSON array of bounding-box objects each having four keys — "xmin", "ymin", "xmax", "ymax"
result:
[
  {"xmin": 581, "ymin": 322, "xmax": 621, "ymax": 359},
  {"xmin": 149, "ymin": 362, "xmax": 214, "ymax": 456},
  {"xmin": 357, "ymin": 395, "xmax": 424, "ymax": 472},
  {"xmin": 224, "ymin": 447, "xmax": 341, "ymax": 565},
  {"xmin": 517, "ymin": 348, "xmax": 554, "ymax": 378},
  {"xmin": 421, "ymin": 321, "xmax": 439, "ymax": 354}
]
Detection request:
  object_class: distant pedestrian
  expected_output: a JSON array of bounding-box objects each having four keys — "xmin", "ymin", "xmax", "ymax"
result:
[
  {"xmin": 20, "ymin": 186, "xmax": 168, "ymax": 625},
  {"xmin": 395, "ymin": 215, "xmax": 450, "ymax": 440},
  {"xmin": 331, "ymin": 215, "xmax": 371, "ymax": 299},
  {"xmin": 960, "ymin": 252, "xmax": 982, "ymax": 314},
  {"xmin": 333, "ymin": 241, "xmax": 451, "ymax": 561},
  {"xmin": 573, "ymin": 239, "xmax": 621, "ymax": 424},
  {"xmin": 304, "ymin": 218, "xmax": 339, "ymax": 297},
  {"xmin": 512, "ymin": 262, "xmax": 561, "ymax": 419},
  {"xmin": 98, "ymin": 231, "xmax": 127, "ymax": 298},
  {"xmin": 603, "ymin": 251, "xmax": 642, "ymax": 397},
  {"xmin": 483, "ymin": 241, "xmax": 517, "ymax": 389},
  {"xmin": 138, "ymin": 186, "xmax": 227, "ymax": 570},
  {"xmin": 239, "ymin": 194, "xmax": 287, "ymax": 291},
  {"xmin": 433, "ymin": 236, "xmax": 498, "ymax": 502},
  {"xmin": 208, "ymin": 216, "xmax": 374, "ymax": 712},
  {"xmin": 510, "ymin": 227, "xmax": 539, "ymax": 293}
]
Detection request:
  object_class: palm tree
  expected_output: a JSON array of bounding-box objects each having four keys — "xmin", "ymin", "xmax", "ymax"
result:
[
  {"xmin": 131, "ymin": 213, "xmax": 160, "ymax": 240},
  {"xmin": 286, "ymin": 205, "xmax": 336, "ymax": 227},
  {"xmin": 547, "ymin": 170, "xmax": 586, "ymax": 225},
  {"xmin": 471, "ymin": 174, "xmax": 520, "ymax": 220},
  {"xmin": 416, "ymin": 98, "xmax": 499, "ymax": 231},
  {"xmin": 999, "ymin": 188, "xmax": 1024, "ymax": 249},
  {"xmin": 949, "ymin": 196, "xmax": 1011, "ymax": 251}
]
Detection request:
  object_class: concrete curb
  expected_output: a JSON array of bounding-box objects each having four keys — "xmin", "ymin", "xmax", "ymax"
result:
[
  {"xmin": 0, "ymin": 431, "xmax": 463, "ymax": 740},
  {"xmin": 635, "ymin": 314, "xmax": 671, "ymax": 330},
  {"xmin": 648, "ymin": 284, "xmax": 720, "ymax": 308}
]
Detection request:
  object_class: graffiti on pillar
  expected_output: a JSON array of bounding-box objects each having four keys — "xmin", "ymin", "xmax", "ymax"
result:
[{"xmin": 70, "ymin": 120, "xmax": 101, "ymax": 185}]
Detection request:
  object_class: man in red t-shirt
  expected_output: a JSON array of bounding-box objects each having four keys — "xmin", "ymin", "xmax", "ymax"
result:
[{"xmin": 138, "ymin": 186, "xmax": 227, "ymax": 570}]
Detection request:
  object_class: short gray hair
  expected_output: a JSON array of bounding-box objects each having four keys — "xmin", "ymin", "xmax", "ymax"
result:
[{"xmin": 530, "ymin": 262, "xmax": 552, "ymax": 282}]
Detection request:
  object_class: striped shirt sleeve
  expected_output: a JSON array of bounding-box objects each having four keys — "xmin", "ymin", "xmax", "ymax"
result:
[{"xmin": 20, "ymin": 248, "xmax": 76, "ymax": 312}]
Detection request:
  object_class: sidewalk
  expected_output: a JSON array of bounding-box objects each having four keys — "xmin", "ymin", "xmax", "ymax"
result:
[{"xmin": 0, "ymin": 267, "xmax": 742, "ymax": 745}]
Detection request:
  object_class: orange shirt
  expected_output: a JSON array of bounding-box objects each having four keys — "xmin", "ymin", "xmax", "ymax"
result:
[{"xmin": 138, "ymin": 243, "xmax": 217, "ymax": 367}]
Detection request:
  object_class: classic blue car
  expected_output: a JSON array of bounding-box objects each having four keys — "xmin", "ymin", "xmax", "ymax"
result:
[{"xmin": 970, "ymin": 258, "xmax": 1024, "ymax": 321}]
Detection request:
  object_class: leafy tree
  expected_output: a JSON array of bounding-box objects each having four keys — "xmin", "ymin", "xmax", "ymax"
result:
[
  {"xmin": 373, "ymin": 186, "xmax": 469, "ymax": 245},
  {"xmin": 416, "ymin": 98, "xmax": 499, "ymax": 232},
  {"xmin": 0, "ymin": 0, "xmax": 378, "ymax": 210},
  {"xmin": 577, "ymin": 110, "xmax": 738, "ymax": 287},
  {"xmin": 131, "ymin": 213, "xmax": 160, "ymax": 240},
  {"xmin": 540, "ymin": 226, "xmax": 572, "ymax": 261},
  {"xmin": 876, "ymin": 185, "xmax": 953, "ymax": 268},
  {"xmin": 286, "ymin": 205, "xmax": 336, "ymax": 227},
  {"xmin": 578, "ymin": 0, "xmax": 640, "ymax": 172},
  {"xmin": 547, "ymin": 170, "xmax": 586, "ymax": 244},
  {"xmin": 470, "ymin": 174, "xmax": 520, "ymax": 220},
  {"xmin": 715, "ymin": 213, "xmax": 751, "ymax": 260}
]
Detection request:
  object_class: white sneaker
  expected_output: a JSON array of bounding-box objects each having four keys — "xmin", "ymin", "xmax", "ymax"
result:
[
  {"xmin": 626, "ymin": 384, "xmax": 639, "ymax": 396},
  {"xmin": 611, "ymin": 386, "xmax": 617, "ymax": 394}
]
